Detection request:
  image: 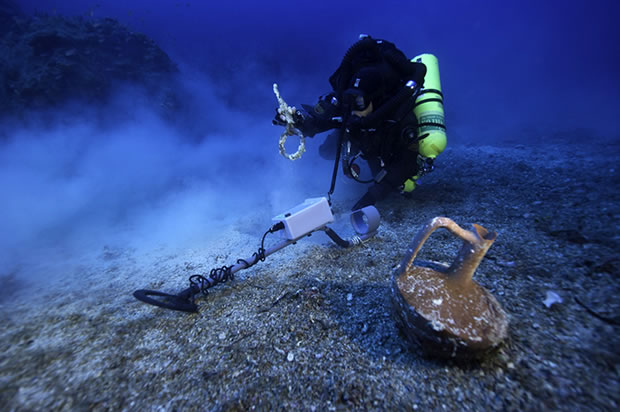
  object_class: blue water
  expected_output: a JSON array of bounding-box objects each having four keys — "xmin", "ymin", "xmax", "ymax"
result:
[
  {"xmin": 2, "ymin": 0, "xmax": 619, "ymax": 279},
  {"xmin": 16, "ymin": 0, "xmax": 620, "ymax": 141}
]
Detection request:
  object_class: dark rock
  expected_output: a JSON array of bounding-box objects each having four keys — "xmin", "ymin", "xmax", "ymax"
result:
[
  {"xmin": 549, "ymin": 229, "xmax": 588, "ymax": 244},
  {"xmin": 0, "ymin": 12, "xmax": 178, "ymax": 115},
  {"xmin": 592, "ymin": 258, "xmax": 619, "ymax": 275},
  {"xmin": 0, "ymin": 0, "xmax": 22, "ymax": 36}
]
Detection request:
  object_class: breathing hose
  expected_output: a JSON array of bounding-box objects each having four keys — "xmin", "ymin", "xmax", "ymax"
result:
[{"xmin": 329, "ymin": 36, "xmax": 381, "ymax": 98}]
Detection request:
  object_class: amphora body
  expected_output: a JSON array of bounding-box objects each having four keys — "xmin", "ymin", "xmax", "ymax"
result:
[{"xmin": 391, "ymin": 217, "xmax": 508, "ymax": 359}]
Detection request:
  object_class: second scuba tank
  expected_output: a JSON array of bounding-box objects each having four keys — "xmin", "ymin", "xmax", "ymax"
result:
[
  {"xmin": 402, "ymin": 53, "xmax": 446, "ymax": 193},
  {"xmin": 412, "ymin": 53, "xmax": 446, "ymax": 159}
]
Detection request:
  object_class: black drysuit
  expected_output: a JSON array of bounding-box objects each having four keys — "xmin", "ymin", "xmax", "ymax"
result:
[{"xmin": 296, "ymin": 37, "xmax": 428, "ymax": 210}]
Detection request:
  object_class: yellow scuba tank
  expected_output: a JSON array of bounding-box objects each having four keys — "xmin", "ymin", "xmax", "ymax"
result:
[
  {"xmin": 413, "ymin": 53, "xmax": 446, "ymax": 158},
  {"xmin": 403, "ymin": 53, "xmax": 447, "ymax": 192}
]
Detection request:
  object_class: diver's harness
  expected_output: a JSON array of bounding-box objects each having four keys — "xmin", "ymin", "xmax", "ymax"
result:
[
  {"xmin": 274, "ymin": 79, "xmax": 429, "ymax": 202},
  {"xmin": 275, "ymin": 36, "xmax": 433, "ymax": 196},
  {"xmin": 341, "ymin": 79, "xmax": 432, "ymax": 186}
]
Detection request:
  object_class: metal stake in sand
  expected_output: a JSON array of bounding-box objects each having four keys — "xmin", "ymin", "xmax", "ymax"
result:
[
  {"xmin": 273, "ymin": 83, "xmax": 305, "ymax": 161},
  {"xmin": 391, "ymin": 216, "xmax": 509, "ymax": 359}
]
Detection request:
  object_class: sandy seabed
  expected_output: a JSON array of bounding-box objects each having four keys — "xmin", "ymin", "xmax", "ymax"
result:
[{"xmin": 1, "ymin": 140, "xmax": 619, "ymax": 411}]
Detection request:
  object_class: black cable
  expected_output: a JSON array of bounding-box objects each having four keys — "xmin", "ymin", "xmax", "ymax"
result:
[
  {"xmin": 327, "ymin": 123, "xmax": 349, "ymax": 205},
  {"xmin": 188, "ymin": 222, "xmax": 284, "ymax": 300},
  {"xmin": 323, "ymin": 227, "xmax": 351, "ymax": 248}
]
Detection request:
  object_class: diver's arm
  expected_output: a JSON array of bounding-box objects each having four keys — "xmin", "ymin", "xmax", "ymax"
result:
[{"xmin": 296, "ymin": 93, "xmax": 343, "ymax": 137}]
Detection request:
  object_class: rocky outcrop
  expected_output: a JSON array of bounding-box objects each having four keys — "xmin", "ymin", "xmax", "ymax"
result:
[
  {"xmin": 0, "ymin": 0, "xmax": 21, "ymax": 36},
  {"xmin": 0, "ymin": 9, "xmax": 178, "ymax": 114}
]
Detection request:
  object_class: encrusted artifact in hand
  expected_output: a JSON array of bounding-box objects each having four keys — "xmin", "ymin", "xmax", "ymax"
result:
[{"xmin": 273, "ymin": 83, "xmax": 306, "ymax": 161}]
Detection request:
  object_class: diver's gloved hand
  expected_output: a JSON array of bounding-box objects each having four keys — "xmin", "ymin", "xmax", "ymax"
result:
[
  {"xmin": 291, "ymin": 110, "xmax": 305, "ymax": 128},
  {"xmin": 346, "ymin": 114, "xmax": 363, "ymax": 134},
  {"xmin": 273, "ymin": 108, "xmax": 287, "ymax": 126},
  {"xmin": 272, "ymin": 108, "xmax": 304, "ymax": 128}
]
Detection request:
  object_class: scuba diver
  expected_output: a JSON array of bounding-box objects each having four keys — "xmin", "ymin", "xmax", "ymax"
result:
[{"xmin": 273, "ymin": 35, "xmax": 446, "ymax": 211}]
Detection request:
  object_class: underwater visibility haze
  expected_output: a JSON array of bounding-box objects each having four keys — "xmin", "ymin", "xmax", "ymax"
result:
[
  {"xmin": 0, "ymin": 0, "xmax": 619, "ymax": 410},
  {"xmin": 2, "ymin": 0, "xmax": 617, "ymax": 279}
]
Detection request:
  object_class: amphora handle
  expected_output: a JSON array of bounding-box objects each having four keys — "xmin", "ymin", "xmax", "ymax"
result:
[{"xmin": 400, "ymin": 217, "xmax": 497, "ymax": 285}]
